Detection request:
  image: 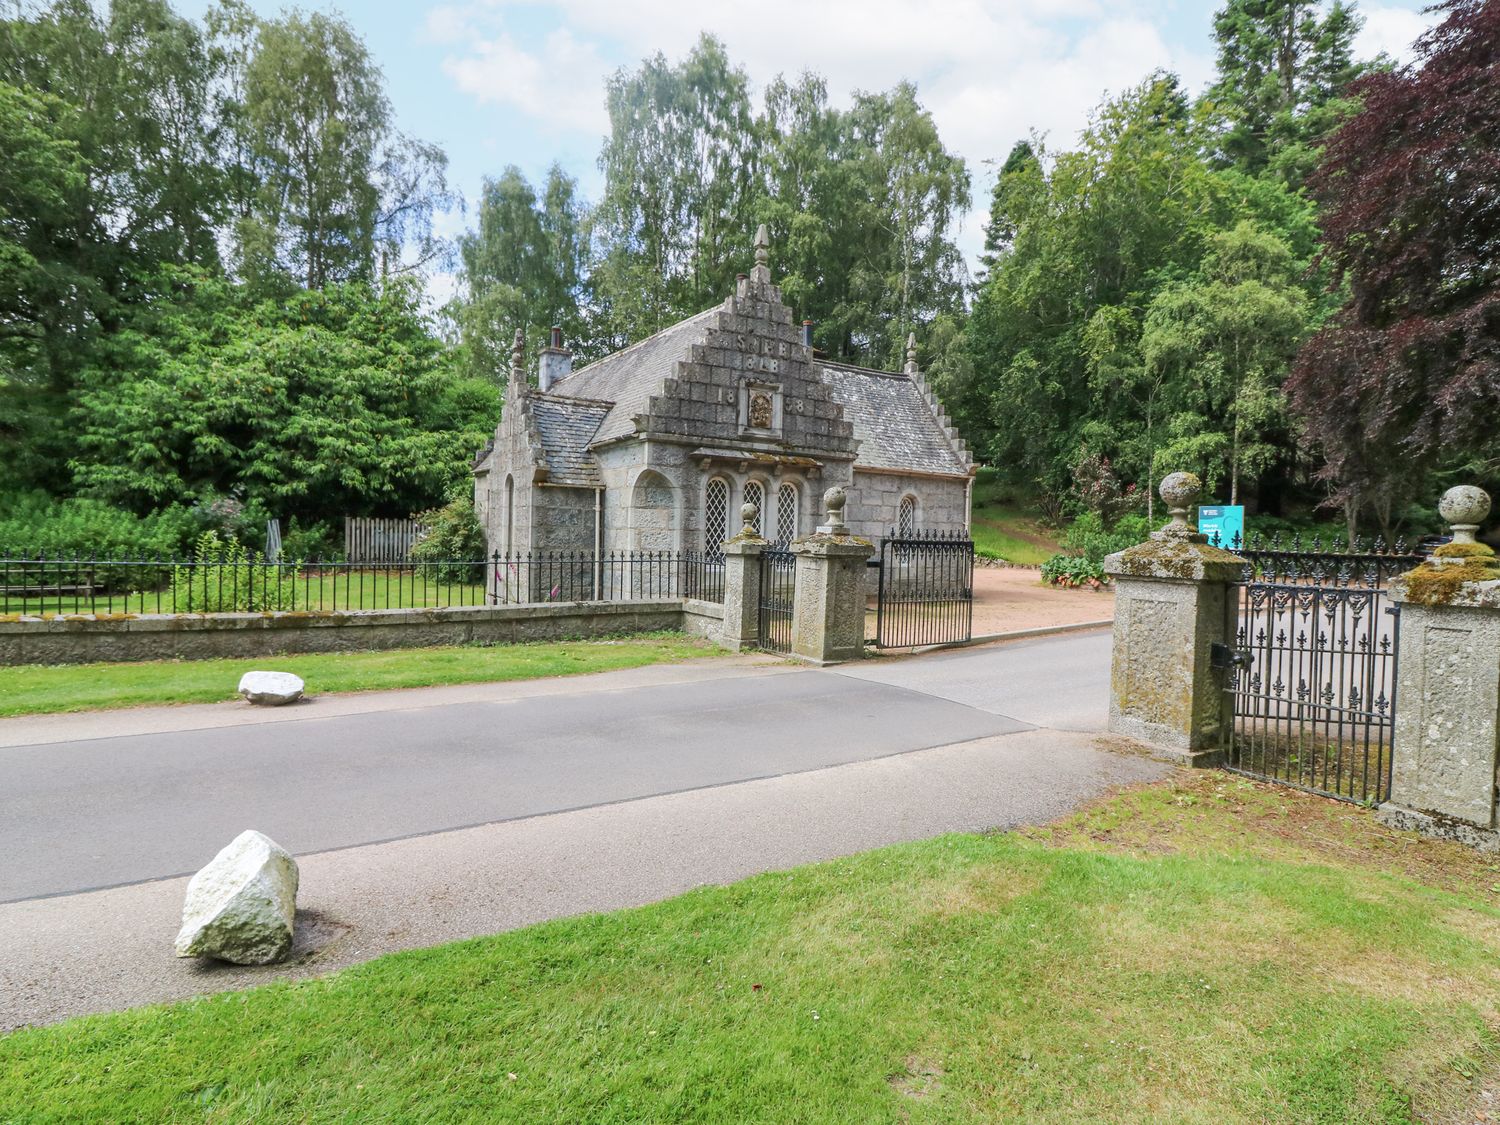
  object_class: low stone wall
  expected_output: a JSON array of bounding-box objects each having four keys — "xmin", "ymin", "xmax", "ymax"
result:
[
  {"xmin": 681, "ymin": 599, "xmax": 726, "ymax": 640},
  {"xmin": 0, "ymin": 600, "xmax": 719, "ymax": 666}
]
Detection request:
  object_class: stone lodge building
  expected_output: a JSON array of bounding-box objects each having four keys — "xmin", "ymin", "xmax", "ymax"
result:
[{"xmin": 472, "ymin": 228, "xmax": 976, "ymax": 564}]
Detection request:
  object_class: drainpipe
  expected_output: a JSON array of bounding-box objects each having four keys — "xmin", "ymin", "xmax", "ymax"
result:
[{"xmin": 593, "ymin": 487, "xmax": 604, "ymax": 600}]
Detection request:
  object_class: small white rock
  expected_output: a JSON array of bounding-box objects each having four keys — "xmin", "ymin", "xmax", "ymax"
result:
[
  {"xmin": 237, "ymin": 670, "xmax": 304, "ymax": 706},
  {"xmin": 175, "ymin": 830, "xmax": 299, "ymax": 964}
]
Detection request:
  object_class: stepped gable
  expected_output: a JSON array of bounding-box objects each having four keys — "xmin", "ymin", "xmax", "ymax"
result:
[
  {"xmin": 635, "ymin": 270, "xmax": 858, "ymax": 456},
  {"xmin": 544, "ymin": 310, "xmax": 718, "ymax": 447}
]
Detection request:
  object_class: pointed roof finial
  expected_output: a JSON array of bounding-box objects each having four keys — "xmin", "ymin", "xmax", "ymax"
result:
[
  {"xmin": 753, "ymin": 223, "xmax": 769, "ymax": 270},
  {"xmin": 904, "ymin": 332, "xmax": 919, "ymax": 375},
  {"xmin": 509, "ymin": 328, "xmax": 525, "ymax": 384}
]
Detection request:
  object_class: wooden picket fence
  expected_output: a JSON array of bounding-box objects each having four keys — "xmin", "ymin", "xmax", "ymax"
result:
[{"xmin": 344, "ymin": 517, "xmax": 428, "ymax": 563}]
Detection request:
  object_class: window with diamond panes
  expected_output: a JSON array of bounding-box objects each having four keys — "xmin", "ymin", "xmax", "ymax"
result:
[
  {"xmin": 898, "ymin": 495, "xmax": 917, "ymax": 536},
  {"xmin": 776, "ymin": 484, "xmax": 798, "ymax": 543},
  {"xmin": 743, "ymin": 481, "xmax": 765, "ymax": 536},
  {"xmin": 704, "ymin": 478, "xmax": 729, "ymax": 554}
]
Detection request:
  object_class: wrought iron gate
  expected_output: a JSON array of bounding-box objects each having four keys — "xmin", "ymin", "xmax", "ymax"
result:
[
  {"xmin": 758, "ymin": 547, "xmax": 795, "ymax": 654},
  {"xmin": 874, "ymin": 530, "xmax": 974, "ymax": 649},
  {"xmin": 1219, "ymin": 536, "xmax": 1422, "ymax": 804}
]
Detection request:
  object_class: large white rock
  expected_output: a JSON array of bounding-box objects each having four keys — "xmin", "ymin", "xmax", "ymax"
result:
[
  {"xmin": 237, "ymin": 670, "xmax": 304, "ymax": 706},
  {"xmin": 175, "ymin": 830, "xmax": 299, "ymax": 964}
]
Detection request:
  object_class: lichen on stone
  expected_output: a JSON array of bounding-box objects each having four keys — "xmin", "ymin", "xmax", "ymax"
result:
[
  {"xmin": 1401, "ymin": 555, "xmax": 1500, "ymax": 605},
  {"xmin": 1432, "ymin": 541, "xmax": 1496, "ymax": 560}
]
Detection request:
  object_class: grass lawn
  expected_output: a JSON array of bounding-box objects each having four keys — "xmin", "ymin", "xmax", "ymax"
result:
[
  {"xmin": 5, "ymin": 773, "xmax": 1500, "ymax": 1122},
  {"xmin": 969, "ymin": 475, "xmax": 1059, "ymax": 566},
  {"xmin": 0, "ymin": 633, "xmax": 718, "ymax": 717}
]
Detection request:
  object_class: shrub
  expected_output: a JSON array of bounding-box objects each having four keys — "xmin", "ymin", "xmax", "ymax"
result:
[
  {"xmin": 1041, "ymin": 553, "xmax": 1111, "ymax": 589},
  {"xmin": 0, "ymin": 493, "xmax": 198, "ymax": 559},
  {"xmin": 171, "ymin": 531, "xmax": 297, "ymax": 613},
  {"xmin": 1069, "ymin": 452, "xmax": 1141, "ymax": 526},
  {"xmin": 1060, "ymin": 512, "xmax": 1150, "ymax": 565},
  {"xmin": 409, "ymin": 497, "xmax": 486, "ymax": 584},
  {"xmin": 279, "ymin": 517, "xmax": 342, "ymax": 561}
]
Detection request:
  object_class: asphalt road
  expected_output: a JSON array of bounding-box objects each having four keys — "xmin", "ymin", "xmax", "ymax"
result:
[{"xmin": 0, "ymin": 631, "xmax": 1110, "ymax": 905}]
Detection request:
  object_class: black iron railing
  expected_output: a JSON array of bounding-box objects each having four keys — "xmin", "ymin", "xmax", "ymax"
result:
[
  {"xmin": 874, "ymin": 529, "xmax": 974, "ymax": 649},
  {"xmin": 488, "ymin": 550, "xmax": 724, "ymax": 606},
  {"xmin": 1209, "ymin": 530, "xmax": 1425, "ymax": 585},
  {"xmin": 1215, "ymin": 533, "xmax": 1423, "ymax": 804},
  {"xmin": 0, "ymin": 550, "xmax": 725, "ymax": 616}
]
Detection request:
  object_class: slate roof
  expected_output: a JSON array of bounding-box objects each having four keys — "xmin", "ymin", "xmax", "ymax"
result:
[
  {"xmin": 519, "ymin": 305, "xmax": 969, "ymax": 484},
  {"xmin": 546, "ymin": 309, "xmax": 718, "ymax": 446},
  {"xmin": 529, "ymin": 394, "xmax": 613, "ymax": 486},
  {"xmin": 820, "ymin": 362, "xmax": 969, "ymax": 477}
]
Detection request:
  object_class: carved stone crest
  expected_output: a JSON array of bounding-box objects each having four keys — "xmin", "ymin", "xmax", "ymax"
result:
[{"xmin": 748, "ymin": 390, "xmax": 774, "ymax": 429}]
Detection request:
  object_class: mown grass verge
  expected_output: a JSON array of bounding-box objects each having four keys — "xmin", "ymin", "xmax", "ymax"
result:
[
  {"xmin": 0, "ymin": 633, "xmax": 719, "ymax": 717},
  {"xmin": 4, "ymin": 773, "xmax": 1500, "ymax": 1122}
]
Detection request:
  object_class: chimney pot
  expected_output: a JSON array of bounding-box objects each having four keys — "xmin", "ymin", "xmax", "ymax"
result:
[{"xmin": 802, "ymin": 320, "xmax": 814, "ymax": 348}]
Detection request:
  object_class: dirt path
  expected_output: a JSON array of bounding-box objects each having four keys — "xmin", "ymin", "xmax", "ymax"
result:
[{"xmin": 970, "ymin": 566, "xmax": 1114, "ymax": 635}]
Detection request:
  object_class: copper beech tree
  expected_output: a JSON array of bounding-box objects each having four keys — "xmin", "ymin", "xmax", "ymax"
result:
[{"xmin": 1288, "ymin": 0, "xmax": 1500, "ymax": 538}]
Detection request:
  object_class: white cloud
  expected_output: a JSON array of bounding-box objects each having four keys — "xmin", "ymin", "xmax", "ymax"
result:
[
  {"xmin": 1354, "ymin": 4, "xmax": 1434, "ymax": 64},
  {"xmin": 433, "ymin": 0, "xmax": 1223, "ymax": 272},
  {"xmin": 442, "ymin": 23, "xmax": 610, "ymax": 134}
]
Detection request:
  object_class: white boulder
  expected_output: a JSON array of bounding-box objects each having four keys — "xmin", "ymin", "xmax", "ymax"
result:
[
  {"xmin": 237, "ymin": 670, "xmax": 304, "ymax": 706},
  {"xmin": 175, "ymin": 830, "xmax": 299, "ymax": 964}
]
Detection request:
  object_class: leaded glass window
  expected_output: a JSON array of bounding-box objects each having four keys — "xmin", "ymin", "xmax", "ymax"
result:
[
  {"xmin": 743, "ymin": 481, "xmax": 764, "ymax": 536},
  {"xmin": 704, "ymin": 478, "xmax": 729, "ymax": 554},
  {"xmin": 898, "ymin": 495, "xmax": 917, "ymax": 536},
  {"xmin": 776, "ymin": 483, "xmax": 798, "ymax": 543}
]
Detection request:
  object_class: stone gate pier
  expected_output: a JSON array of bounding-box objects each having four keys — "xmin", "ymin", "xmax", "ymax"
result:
[
  {"xmin": 1379, "ymin": 486, "xmax": 1500, "ymax": 851},
  {"xmin": 790, "ymin": 486, "xmax": 874, "ymax": 665},
  {"xmin": 1102, "ymin": 472, "xmax": 1246, "ymax": 763}
]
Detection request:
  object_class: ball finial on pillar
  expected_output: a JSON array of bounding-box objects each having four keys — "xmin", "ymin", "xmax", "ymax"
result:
[
  {"xmin": 1159, "ymin": 472, "xmax": 1202, "ymax": 536},
  {"xmin": 1439, "ymin": 485, "xmax": 1491, "ymax": 546},
  {"xmin": 740, "ymin": 502, "xmax": 759, "ymax": 536},
  {"xmin": 817, "ymin": 485, "xmax": 849, "ymax": 535}
]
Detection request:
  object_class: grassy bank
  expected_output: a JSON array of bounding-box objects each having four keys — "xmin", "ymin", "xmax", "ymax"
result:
[
  {"xmin": 969, "ymin": 474, "xmax": 1059, "ymax": 565},
  {"xmin": 0, "ymin": 633, "xmax": 718, "ymax": 717},
  {"xmin": 4, "ymin": 775, "xmax": 1498, "ymax": 1122}
]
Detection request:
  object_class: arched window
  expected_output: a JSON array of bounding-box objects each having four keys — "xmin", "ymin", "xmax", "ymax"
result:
[
  {"xmin": 743, "ymin": 481, "xmax": 765, "ymax": 536},
  {"xmin": 897, "ymin": 494, "xmax": 917, "ymax": 537},
  {"xmin": 704, "ymin": 478, "xmax": 729, "ymax": 554},
  {"xmin": 776, "ymin": 483, "xmax": 798, "ymax": 543},
  {"xmin": 504, "ymin": 475, "xmax": 515, "ymax": 554}
]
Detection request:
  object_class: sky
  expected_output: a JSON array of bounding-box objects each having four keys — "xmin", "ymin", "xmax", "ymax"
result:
[{"xmin": 177, "ymin": 0, "xmax": 1440, "ymax": 296}]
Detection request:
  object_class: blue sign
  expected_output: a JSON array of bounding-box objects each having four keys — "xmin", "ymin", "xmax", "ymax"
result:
[{"xmin": 1198, "ymin": 504, "xmax": 1245, "ymax": 549}]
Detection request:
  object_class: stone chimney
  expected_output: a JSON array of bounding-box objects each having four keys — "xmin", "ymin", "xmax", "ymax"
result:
[{"xmin": 537, "ymin": 325, "xmax": 572, "ymax": 392}]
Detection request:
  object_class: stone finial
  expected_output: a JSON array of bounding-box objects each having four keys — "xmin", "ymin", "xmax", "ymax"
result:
[
  {"xmin": 817, "ymin": 485, "xmax": 849, "ymax": 535},
  {"xmin": 740, "ymin": 502, "xmax": 759, "ymax": 535},
  {"xmin": 509, "ymin": 328, "xmax": 525, "ymax": 384},
  {"xmin": 1440, "ymin": 485, "xmax": 1491, "ymax": 546},
  {"xmin": 753, "ymin": 224, "xmax": 769, "ymax": 269},
  {"xmin": 904, "ymin": 332, "xmax": 919, "ymax": 375},
  {"xmin": 1159, "ymin": 472, "xmax": 1202, "ymax": 536}
]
